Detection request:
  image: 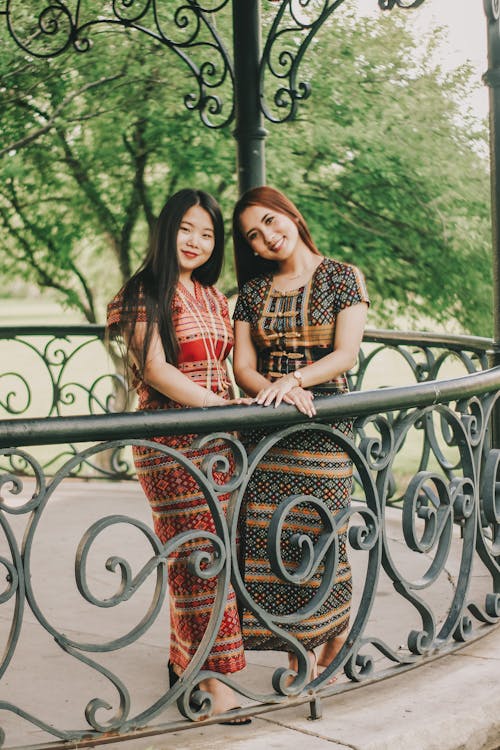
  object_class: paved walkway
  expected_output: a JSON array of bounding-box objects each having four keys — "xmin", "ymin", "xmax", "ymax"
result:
[{"xmin": 1, "ymin": 480, "xmax": 499, "ymax": 750}]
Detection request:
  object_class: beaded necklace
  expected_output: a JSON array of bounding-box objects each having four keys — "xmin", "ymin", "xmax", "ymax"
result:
[{"xmin": 176, "ymin": 280, "xmax": 229, "ymax": 396}]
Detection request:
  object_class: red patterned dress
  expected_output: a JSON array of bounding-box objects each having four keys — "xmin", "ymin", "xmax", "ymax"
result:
[
  {"xmin": 107, "ymin": 280, "xmax": 246, "ymax": 674},
  {"xmin": 233, "ymin": 257, "xmax": 369, "ymax": 651}
]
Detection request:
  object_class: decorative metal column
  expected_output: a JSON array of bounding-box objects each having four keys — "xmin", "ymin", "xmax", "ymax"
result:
[
  {"xmin": 232, "ymin": 0, "xmax": 267, "ymax": 192},
  {"xmin": 484, "ymin": 0, "xmax": 500, "ymax": 447},
  {"xmin": 0, "ymin": 0, "xmax": 429, "ymax": 196}
]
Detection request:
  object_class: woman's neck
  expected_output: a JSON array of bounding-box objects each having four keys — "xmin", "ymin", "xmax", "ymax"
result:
[
  {"xmin": 178, "ymin": 273, "xmax": 195, "ymax": 295},
  {"xmin": 274, "ymin": 248, "xmax": 323, "ymax": 285}
]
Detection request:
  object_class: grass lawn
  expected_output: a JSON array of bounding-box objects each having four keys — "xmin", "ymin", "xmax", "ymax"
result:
[{"xmin": 0, "ymin": 297, "xmax": 85, "ymax": 326}]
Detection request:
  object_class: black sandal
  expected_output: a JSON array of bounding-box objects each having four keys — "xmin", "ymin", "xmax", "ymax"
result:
[
  {"xmin": 168, "ymin": 661, "xmax": 179, "ymax": 688},
  {"xmin": 219, "ymin": 709, "xmax": 252, "ymax": 726}
]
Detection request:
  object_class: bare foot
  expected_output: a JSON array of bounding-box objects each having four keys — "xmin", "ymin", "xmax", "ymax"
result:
[
  {"xmin": 196, "ymin": 677, "xmax": 249, "ymax": 724},
  {"xmin": 317, "ymin": 631, "xmax": 348, "ymax": 683},
  {"xmin": 286, "ymin": 650, "xmax": 318, "ymax": 685}
]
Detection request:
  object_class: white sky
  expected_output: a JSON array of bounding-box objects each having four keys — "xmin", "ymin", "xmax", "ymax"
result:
[{"xmin": 353, "ymin": 0, "xmax": 489, "ymax": 119}]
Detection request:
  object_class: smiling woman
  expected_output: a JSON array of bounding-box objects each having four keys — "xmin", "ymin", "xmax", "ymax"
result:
[
  {"xmin": 177, "ymin": 205, "xmax": 216, "ymax": 286},
  {"xmin": 105, "ymin": 188, "xmax": 253, "ymax": 723},
  {"xmin": 231, "ymin": 185, "xmax": 369, "ymax": 681}
]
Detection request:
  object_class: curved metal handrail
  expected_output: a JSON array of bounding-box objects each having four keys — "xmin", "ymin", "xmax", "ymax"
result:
[
  {"xmin": 0, "ymin": 333, "xmax": 499, "ymax": 749},
  {"xmin": 0, "ymin": 365, "xmax": 499, "ymax": 447}
]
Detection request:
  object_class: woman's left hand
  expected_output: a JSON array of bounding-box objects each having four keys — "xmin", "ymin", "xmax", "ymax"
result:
[
  {"xmin": 282, "ymin": 387, "xmax": 316, "ymax": 418},
  {"xmin": 255, "ymin": 376, "xmax": 316, "ymax": 418},
  {"xmin": 226, "ymin": 396, "xmax": 255, "ymax": 406}
]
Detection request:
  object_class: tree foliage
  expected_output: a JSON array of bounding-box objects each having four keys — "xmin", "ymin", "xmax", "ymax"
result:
[
  {"xmin": 0, "ymin": 25, "xmax": 236, "ymax": 321},
  {"xmin": 264, "ymin": 10, "xmax": 492, "ymax": 334},
  {"xmin": 0, "ymin": 6, "xmax": 492, "ymax": 334}
]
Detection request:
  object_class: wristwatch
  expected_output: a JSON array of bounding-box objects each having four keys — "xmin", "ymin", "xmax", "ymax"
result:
[{"xmin": 291, "ymin": 370, "xmax": 303, "ymax": 386}]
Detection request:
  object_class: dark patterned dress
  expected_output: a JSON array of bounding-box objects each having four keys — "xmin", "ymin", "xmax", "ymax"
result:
[
  {"xmin": 107, "ymin": 280, "xmax": 246, "ymax": 674},
  {"xmin": 233, "ymin": 257, "xmax": 369, "ymax": 650}
]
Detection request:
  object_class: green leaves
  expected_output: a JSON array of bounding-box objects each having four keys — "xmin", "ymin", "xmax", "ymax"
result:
[
  {"xmin": 0, "ymin": 8, "xmax": 492, "ymax": 334},
  {"xmin": 265, "ymin": 11, "xmax": 491, "ymax": 334}
]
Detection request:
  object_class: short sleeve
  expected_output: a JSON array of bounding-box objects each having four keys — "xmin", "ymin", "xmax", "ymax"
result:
[
  {"xmin": 334, "ymin": 263, "xmax": 370, "ymax": 312},
  {"xmin": 233, "ymin": 285, "xmax": 253, "ymax": 323},
  {"xmin": 106, "ymin": 290, "xmax": 125, "ymax": 328},
  {"xmin": 106, "ymin": 284, "xmax": 147, "ymax": 332}
]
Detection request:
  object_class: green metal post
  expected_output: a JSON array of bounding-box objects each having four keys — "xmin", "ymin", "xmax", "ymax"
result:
[
  {"xmin": 484, "ymin": 1, "xmax": 500, "ymax": 448},
  {"xmin": 232, "ymin": 0, "xmax": 267, "ymax": 194}
]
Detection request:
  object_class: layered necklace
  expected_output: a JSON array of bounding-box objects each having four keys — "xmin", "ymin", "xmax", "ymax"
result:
[{"xmin": 176, "ymin": 280, "xmax": 229, "ymax": 396}]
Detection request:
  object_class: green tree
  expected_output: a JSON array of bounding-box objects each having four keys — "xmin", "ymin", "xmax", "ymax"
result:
[
  {"xmin": 264, "ymin": 10, "xmax": 491, "ymax": 334},
  {"xmin": 0, "ymin": 24, "xmax": 236, "ymax": 322},
  {"xmin": 0, "ymin": 7, "xmax": 492, "ymax": 334}
]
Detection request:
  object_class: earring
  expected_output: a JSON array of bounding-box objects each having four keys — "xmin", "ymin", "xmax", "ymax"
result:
[{"xmin": 253, "ymin": 251, "xmax": 258, "ymax": 257}]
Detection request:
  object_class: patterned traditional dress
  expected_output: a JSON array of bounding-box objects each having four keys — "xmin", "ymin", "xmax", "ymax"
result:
[
  {"xmin": 233, "ymin": 257, "xmax": 369, "ymax": 651},
  {"xmin": 107, "ymin": 280, "xmax": 246, "ymax": 674}
]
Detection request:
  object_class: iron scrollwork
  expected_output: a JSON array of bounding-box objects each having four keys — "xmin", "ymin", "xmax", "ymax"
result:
[
  {"xmin": 378, "ymin": 0, "xmax": 427, "ymax": 8},
  {"xmin": 0, "ymin": 433, "xmax": 248, "ymax": 742},
  {"xmin": 0, "ymin": 330, "xmax": 134, "ymax": 479},
  {"xmin": 485, "ymin": 0, "xmax": 500, "ymax": 21},
  {"xmin": 228, "ymin": 421, "xmax": 381, "ymax": 695},
  {"xmin": 0, "ymin": 328, "xmax": 493, "ymax": 482},
  {"xmin": 2, "ymin": 0, "xmax": 433, "ymax": 129},
  {"xmin": 0, "ymin": 374, "xmax": 499, "ymax": 747},
  {"xmin": 259, "ymin": 0, "xmax": 430, "ymax": 123},
  {"xmin": 2, "ymin": 0, "xmax": 234, "ymax": 128}
]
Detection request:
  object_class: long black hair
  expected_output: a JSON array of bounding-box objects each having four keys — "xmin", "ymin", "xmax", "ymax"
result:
[
  {"xmin": 108, "ymin": 188, "xmax": 224, "ymax": 373},
  {"xmin": 232, "ymin": 185, "xmax": 319, "ymax": 289}
]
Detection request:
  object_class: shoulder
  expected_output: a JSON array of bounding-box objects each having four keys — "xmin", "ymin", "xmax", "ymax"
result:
[
  {"xmin": 206, "ymin": 284, "xmax": 229, "ymax": 305},
  {"xmin": 318, "ymin": 257, "xmax": 363, "ymax": 280},
  {"xmin": 106, "ymin": 286, "xmax": 126, "ymax": 326},
  {"xmin": 316, "ymin": 257, "xmax": 369, "ymax": 307},
  {"xmin": 106, "ymin": 279, "xmax": 147, "ymax": 327},
  {"xmin": 233, "ymin": 275, "xmax": 271, "ymax": 322},
  {"xmin": 316, "ymin": 257, "xmax": 367, "ymax": 292},
  {"xmin": 203, "ymin": 283, "xmax": 230, "ymax": 312},
  {"xmin": 239, "ymin": 274, "xmax": 271, "ymax": 299},
  {"xmin": 200, "ymin": 283, "xmax": 231, "ymax": 318}
]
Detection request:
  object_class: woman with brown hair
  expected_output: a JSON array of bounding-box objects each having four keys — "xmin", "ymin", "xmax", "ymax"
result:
[{"xmin": 232, "ymin": 185, "xmax": 369, "ymax": 683}]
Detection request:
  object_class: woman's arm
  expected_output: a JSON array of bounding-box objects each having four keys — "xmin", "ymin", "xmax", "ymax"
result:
[
  {"xmin": 233, "ymin": 319, "xmax": 316, "ymax": 417},
  {"xmin": 132, "ymin": 323, "xmax": 251, "ymax": 408},
  {"xmin": 250, "ymin": 302, "xmax": 368, "ymax": 413},
  {"xmin": 233, "ymin": 319, "xmax": 271, "ymax": 397}
]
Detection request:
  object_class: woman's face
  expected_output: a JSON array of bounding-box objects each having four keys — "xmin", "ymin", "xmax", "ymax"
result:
[
  {"xmin": 239, "ymin": 204, "xmax": 300, "ymax": 262},
  {"xmin": 176, "ymin": 204, "xmax": 215, "ymax": 278}
]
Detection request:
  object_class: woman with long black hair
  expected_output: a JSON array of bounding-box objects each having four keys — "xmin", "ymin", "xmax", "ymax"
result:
[{"xmin": 107, "ymin": 188, "xmax": 251, "ymax": 722}]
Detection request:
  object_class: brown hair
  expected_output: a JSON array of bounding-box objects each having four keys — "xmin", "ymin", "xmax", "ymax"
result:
[{"xmin": 232, "ymin": 186, "xmax": 320, "ymax": 288}]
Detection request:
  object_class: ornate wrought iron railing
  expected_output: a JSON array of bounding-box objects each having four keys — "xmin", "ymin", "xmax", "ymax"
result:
[
  {"xmin": 0, "ymin": 325, "xmax": 493, "ymax": 483},
  {"xmin": 0, "ymin": 335, "xmax": 499, "ymax": 748}
]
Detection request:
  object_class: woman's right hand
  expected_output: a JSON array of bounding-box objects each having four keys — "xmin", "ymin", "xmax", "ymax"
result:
[{"xmin": 254, "ymin": 377, "xmax": 316, "ymax": 418}]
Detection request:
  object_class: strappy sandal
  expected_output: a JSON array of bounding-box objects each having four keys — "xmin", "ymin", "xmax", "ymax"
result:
[
  {"xmin": 219, "ymin": 710, "xmax": 252, "ymax": 726},
  {"xmin": 169, "ymin": 664, "xmax": 252, "ymax": 725},
  {"xmin": 317, "ymin": 663, "xmax": 338, "ymax": 685}
]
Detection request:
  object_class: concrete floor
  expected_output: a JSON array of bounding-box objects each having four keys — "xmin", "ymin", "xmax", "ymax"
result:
[{"xmin": 0, "ymin": 479, "xmax": 499, "ymax": 750}]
